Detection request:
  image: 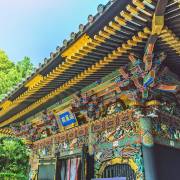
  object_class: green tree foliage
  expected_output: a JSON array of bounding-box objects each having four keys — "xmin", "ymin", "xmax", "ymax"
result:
[
  {"xmin": 0, "ymin": 51, "xmax": 33, "ymax": 179},
  {"xmin": 16, "ymin": 57, "xmax": 33, "ymax": 79},
  {"xmin": 0, "ymin": 137, "xmax": 30, "ymax": 179},
  {"xmin": 0, "ymin": 50, "xmax": 33, "ymax": 100}
]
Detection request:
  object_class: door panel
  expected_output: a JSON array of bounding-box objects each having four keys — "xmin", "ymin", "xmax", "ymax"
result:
[{"xmin": 102, "ymin": 164, "xmax": 136, "ymax": 180}]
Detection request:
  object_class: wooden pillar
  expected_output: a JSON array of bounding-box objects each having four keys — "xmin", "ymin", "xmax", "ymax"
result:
[{"xmin": 140, "ymin": 117, "xmax": 157, "ymax": 180}]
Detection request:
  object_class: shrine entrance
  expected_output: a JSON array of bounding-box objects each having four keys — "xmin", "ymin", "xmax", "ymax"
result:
[
  {"xmin": 102, "ymin": 164, "xmax": 136, "ymax": 180},
  {"xmin": 56, "ymin": 157, "xmax": 82, "ymax": 180}
]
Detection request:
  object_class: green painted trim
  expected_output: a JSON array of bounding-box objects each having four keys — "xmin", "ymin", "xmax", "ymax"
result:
[
  {"xmin": 38, "ymin": 162, "xmax": 56, "ymax": 165},
  {"xmin": 95, "ymin": 135, "xmax": 141, "ymax": 151},
  {"xmin": 154, "ymin": 136, "xmax": 180, "ymax": 149},
  {"xmin": 60, "ymin": 148, "xmax": 82, "ymax": 157}
]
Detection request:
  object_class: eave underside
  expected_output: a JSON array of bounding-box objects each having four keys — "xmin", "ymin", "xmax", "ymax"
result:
[{"xmin": 0, "ymin": 0, "xmax": 180, "ymax": 127}]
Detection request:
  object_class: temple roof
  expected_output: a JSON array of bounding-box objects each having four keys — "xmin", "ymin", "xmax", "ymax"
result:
[
  {"xmin": 0, "ymin": 0, "xmax": 180, "ymax": 127},
  {"xmin": 0, "ymin": 128, "xmax": 14, "ymax": 137}
]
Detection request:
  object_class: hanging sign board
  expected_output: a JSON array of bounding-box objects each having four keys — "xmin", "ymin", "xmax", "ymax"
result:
[
  {"xmin": 56, "ymin": 108, "xmax": 78, "ymax": 130},
  {"xmin": 59, "ymin": 111, "xmax": 76, "ymax": 126}
]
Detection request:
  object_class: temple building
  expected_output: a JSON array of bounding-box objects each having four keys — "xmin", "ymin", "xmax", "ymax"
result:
[{"xmin": 0, "ymin": 0, "xmax": 180, "ymax": 179}]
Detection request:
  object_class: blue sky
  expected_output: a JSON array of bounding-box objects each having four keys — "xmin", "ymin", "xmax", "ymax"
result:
[{"xmin": 0, "ymin": 0, "xmax": 108, "ymax": 66}]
